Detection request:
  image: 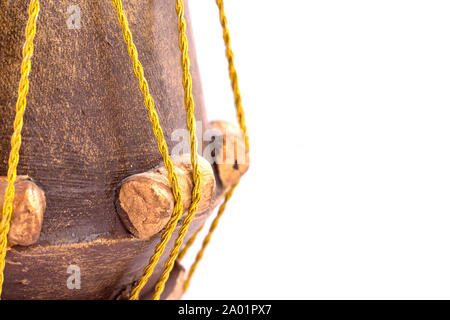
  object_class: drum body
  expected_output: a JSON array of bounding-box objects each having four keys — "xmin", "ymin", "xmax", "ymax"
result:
[{"xmin": 0, "ymin": 0, "xmax": 209, "ymax": 299}]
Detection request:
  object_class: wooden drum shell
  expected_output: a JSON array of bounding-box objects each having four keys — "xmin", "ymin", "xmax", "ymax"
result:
[{"xmin": 0, "ymin": 0, "xmax": 209, "ymax": 299}]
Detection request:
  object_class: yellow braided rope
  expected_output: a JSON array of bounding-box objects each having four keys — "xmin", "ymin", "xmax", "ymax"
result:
[
  {"xmin": 110, "ymin": 0, "xmax": 185, "ymax": 300},
  {"xmin": 150, "ymin": 0, "xmax": 202, "ymax": 300},
  {"xmin": 0, "ymin": 0, "xmax": 40, "ymax": 299},
  {"xmin": 178, "ymin": 222, "xmax": 204, "ymax": 261},
  {"xmin": 183, "ymin": 183, "xmax": 239, "ymax": 292},
  {"xmin": 181, "ymin": 0, "xmax": 249, "ymax": 293},
  {"xmin": 216, "ymin": 0, "xmax": 248, "ymax": 150}
]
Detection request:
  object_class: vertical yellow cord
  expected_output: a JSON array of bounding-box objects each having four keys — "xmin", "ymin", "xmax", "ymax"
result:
[
  {"xmin": 216, "ymin": 0, "xmax": 249, "ymax": 150},
  {"xmin": 0, "ymin": 0, "xmax": 40, "ymax": 299},
  {"xmin": 177, "ymin": 222, "xmax": 204, "ymax": 261},
  {"xmin": 181, "ymin": 0, "xmax": 249, "ymax": 293},
  {"xmin": 183, "ymin": 183, "xmax": 239, "ymax": 292},
  {"xmin": 110, "ymin": 0, "xmax": 185, "ymax": 300},
  {"xmin": 150, "ymin": 0, "xmax": 202, "ymax": 300}
]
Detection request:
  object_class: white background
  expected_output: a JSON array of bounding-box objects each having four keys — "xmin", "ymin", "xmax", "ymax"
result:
[{"xmin": 183, "ymin": 0, "xmax": 450, "ymax": 299}]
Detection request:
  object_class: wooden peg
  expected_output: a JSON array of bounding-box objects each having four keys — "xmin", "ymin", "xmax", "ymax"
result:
[
  {"xmin": 116, "ymin": 154, "xmax": 216, "ymax": 240},
  {"xmin": 0, "ymin": 176, "xmax": 46, "ymax": 246},
  {"xmin": 208, "ymin": 121, "xmax": 249, "ymax": 188}
]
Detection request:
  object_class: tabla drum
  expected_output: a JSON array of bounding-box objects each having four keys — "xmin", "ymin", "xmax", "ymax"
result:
[{"xmin": 0, "ymin": 0, "xmax": 249, "ymax": 300}]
